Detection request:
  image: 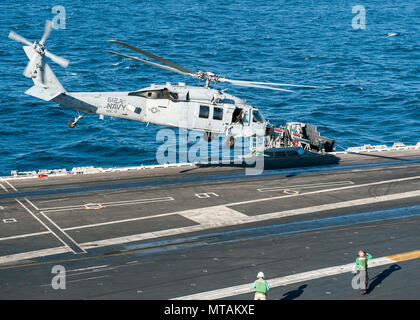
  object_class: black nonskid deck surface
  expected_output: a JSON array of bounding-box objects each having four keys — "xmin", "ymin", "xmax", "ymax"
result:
[{"xmin": 0, "ymin": 149, "xmax": 419, "ymax": 299}]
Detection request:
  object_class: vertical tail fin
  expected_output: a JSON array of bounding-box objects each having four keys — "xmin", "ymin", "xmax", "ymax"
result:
[{"xmin": 23, "ymin": 46, "xmax": 66, "ymax": 101}]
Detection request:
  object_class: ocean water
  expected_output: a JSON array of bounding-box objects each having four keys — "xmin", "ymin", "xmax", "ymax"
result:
[{"xmin": 0, "ymin": 1, "xmax": 419, "ymax": 176}]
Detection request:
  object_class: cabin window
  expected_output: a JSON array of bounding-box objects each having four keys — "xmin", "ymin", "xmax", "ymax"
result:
[
  {"xmin": 199, "ymin": 105, "xmax": 210, "ymax": 118},
  {"xmin": 252, "ymin": 110, "xmax": 264, "ymax": 123},
  {"xmin": 213, "ymin": 107, "xmax": 223, "ymax": 120},
  {"xmin": 134, "ymin": 107, "xmax": 142, "ymax": 114}
]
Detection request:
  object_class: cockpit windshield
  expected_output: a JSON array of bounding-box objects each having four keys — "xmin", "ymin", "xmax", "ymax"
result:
[{"xmin": 252, "ymin": 110, "xmax": 265, "ymax": 123}]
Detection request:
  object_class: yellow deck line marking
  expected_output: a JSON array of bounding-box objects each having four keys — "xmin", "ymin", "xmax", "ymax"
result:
[{"xmin": 387, "ymin": 249, "xmax": 420, "ymax": 262}]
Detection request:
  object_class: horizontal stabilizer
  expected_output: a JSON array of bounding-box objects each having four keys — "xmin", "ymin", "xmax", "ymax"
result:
[{"xmin": 25, "ymin": 85, "xmax": 63, "ymax": 101}]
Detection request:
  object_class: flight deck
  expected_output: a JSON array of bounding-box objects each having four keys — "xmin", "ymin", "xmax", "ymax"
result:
[{"xmin": 0, "ymin": 144, "xmax": 419, "ymax": 299}]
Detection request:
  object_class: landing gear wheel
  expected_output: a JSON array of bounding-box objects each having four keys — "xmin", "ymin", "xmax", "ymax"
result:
[
  {"xmin": 68, "ymin": 120, "xmax": 76, "ymax": 128},
  {"xmin": 224, "ymin": 136, "xmax": 235, "ymax": 148},
  {"xmin": 67, "ymin": 112, "xmax": 87, "ymax": 129}
]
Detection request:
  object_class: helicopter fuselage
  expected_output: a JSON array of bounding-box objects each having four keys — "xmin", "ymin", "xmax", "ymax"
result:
[{"xmin": 54, "ymin": 83, "xmax": 269, "ymax": 139}]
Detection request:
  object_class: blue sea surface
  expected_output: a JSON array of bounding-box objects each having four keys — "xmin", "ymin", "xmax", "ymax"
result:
[{"xmin": 0, "ymin": 1, "xmax": 419, "ymax": 176}]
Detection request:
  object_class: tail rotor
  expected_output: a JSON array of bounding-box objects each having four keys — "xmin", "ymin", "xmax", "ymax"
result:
[{"xmin": 8, "ymin": 20, "xmax": 69, "ymax": 79}]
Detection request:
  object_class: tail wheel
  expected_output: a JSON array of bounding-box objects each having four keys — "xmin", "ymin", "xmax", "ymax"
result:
[
  {"xmin": 68, "ymin": 120, "xmax": 76, "ymax": 128},
  {"xmin": 224, "ymin": 136, "xmax": 235, "ymax": 148}
]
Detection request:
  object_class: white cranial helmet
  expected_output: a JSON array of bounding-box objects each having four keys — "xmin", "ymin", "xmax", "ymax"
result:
[{"xmin": 257, "ymin": 272, "xmax": 265, "ymax": 278}]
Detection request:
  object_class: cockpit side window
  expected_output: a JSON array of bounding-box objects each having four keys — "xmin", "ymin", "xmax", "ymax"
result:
[{"xmin": 128, "ymin": 89, "xmax": 178, "ymax": 100}]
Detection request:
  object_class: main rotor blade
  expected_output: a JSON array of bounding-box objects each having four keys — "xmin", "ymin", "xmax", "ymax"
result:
[
  {"xmin": 45, "ymin": 50, "xmax": 69, "ymax": 68},
  {"xmin": 40, "ymin": 20, "xmax": 53, "ymax": 45},
  {"xmin": 228, "ymin": 81, "xmax": 294, "ymax": 92},
  {"xmin": 223, "ymin": 79, "xmax": 332, "ymax": 89},
  {"xmin": 108, "ymin": 40, "xmax": 196, "ymax": 75},
  {"xmin": 105, "ymin": 50, "xmax": 191, "ymax": 76},
  {"xmin": 8, "ymin": 31, "xmax": 33, "ymax": 46}
]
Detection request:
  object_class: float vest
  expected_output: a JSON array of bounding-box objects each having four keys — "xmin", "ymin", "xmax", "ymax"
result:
[
  {"xmin": 356, "ymin": 256, "xmax": 368, "ymax": 270},
  {"xmin": 255, "ymin": 279, "xmax": 268, "ymax": 294}
]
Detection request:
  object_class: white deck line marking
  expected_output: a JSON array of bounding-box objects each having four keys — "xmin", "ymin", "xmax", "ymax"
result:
[
  {"xmin": 8, "ymin": 187, "xmax": 420, "ymax": 249},
  {"xmin": 0, "ymin": 231, "xmax": 51, "ymax": 241},
  {"xmin": 15, "ymin": 199, "xmax": 74, "ymax": 253},
  {"xmin": 15, "ymin": 199, "xmax": 86, "ymax": 254},
  {"xmin": 2, "ymin": 179, "xmax": 17, "ymax": 192},
  {"xmin": 195, "ymin": 193, "xmax": 219, "ymax": 199},
  {"xmin": 0, "ymin": 247, "xmax": 68, "ymax": 265},
  {"xmin": 67, "ymin": 265, "xmax": 109, "ymax": 273},
  {"xmin": 252, "ymin": 190, "xmax": 420, "ymax": 221},
  {"xmin": 37, "ymin": 198, "xmax": 71, "ymax": 204},
  {"xmin": 39, "ymin": 197, "xmax": 174, "ymax": 213},
  {"xmin": 257, "ymin": 180, "xmax": 354, "ymax": 192},
  {"xmin": 43, "ymin": 175, "xmax": 420, "ymax": 230},
  {"xmin": 62, "ymin": 211, "xmax": 189, "ymax": 231},
  {"xmin": 0, "ymin": 183, "xmax": 8, "ymax": 192},
  {"xmin": 25, "ymin": 198, "xmax": 40, "ymax": 211},
  {"xmin": 65, "ymin": 275, "xmax": 111, "ymax": 284},
  {"xmin": 38, "ymin": 212, "xmax": 87, "ymax": 254},
  {"xmin": 181, "ymin": 207, "xmax": 248, "ymax": 225},
  {"xmin": 233, "ymin": 175, "xmax": 420, "ymax": 207},
  {"xmin": 40, "ymin": 275, "xmax": 110, "ymax": 287},
  {"xmin": 79, "ymin": 189, "xmax": 420, "ymax": 250},
  {"xmin": 1, "ymin": 189, "xmax": 419, "ymax": 265},
  {"xmin": 98, "ymin": 197, "xmax": 174, "ymax": 206},
  {"xmin": 1, "ymin": 177, "xmax": 419, "ymax": 264},
  {"xmin": 173, "ymin": 257, "xmax": 396, "ymax": 300}
]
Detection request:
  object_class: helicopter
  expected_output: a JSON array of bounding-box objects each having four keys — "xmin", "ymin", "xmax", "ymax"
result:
[{"xmin": 9, "ymin": 20, "xmax": 335, "ymax": 151}]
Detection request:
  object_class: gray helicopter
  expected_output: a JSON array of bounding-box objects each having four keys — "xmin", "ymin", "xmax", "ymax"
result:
[{"xmin": 9, "ymin": 20, "xmax": 335, "ymax": 151}]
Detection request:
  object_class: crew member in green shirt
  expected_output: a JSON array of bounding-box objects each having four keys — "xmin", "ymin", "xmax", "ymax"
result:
[
  {"xmin": 353, "ymin": 250, "xmax": 372, "ymax": 295},
  {"xmin": 252, "ymin": 272, "xmax": 270, "ymax": 300}
]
